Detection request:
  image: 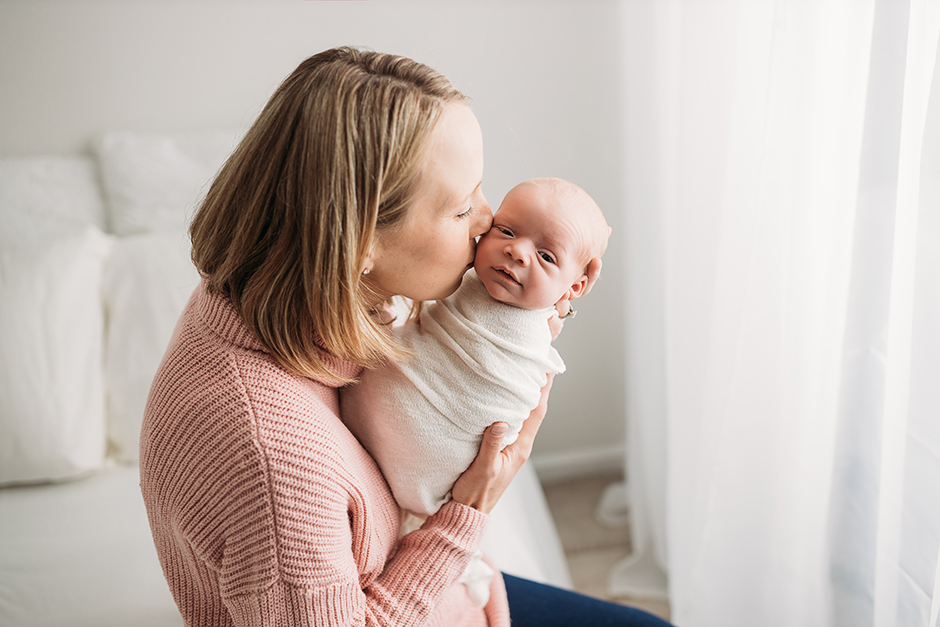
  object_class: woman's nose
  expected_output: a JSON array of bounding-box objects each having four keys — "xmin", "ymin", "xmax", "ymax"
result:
[{"xmin": 472, "ymin": 196, "xmax": 492, "ymax": 239}]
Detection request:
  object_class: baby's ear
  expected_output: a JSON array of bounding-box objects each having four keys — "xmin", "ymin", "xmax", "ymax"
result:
[
  {"xmin": 567, "ymin": 274, "xmax": 589, "ymax": 301},
  {"xmin": 580, "ymin": 257, "xmax": 603, "ymax": 297}
]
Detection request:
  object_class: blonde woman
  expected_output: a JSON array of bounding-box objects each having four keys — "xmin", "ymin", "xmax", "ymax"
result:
[{"xmin": 139, "ymin": 47, "xmax": 670, "ymax": 627}]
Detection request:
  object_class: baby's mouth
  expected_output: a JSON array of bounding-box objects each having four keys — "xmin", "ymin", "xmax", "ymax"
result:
[{"xmin": 496, "ymin": 267, "xmax": 521, "ymax": 285}]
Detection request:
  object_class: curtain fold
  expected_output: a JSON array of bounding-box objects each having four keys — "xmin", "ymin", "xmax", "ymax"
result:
[{"xmin": 616, "ymin": 1, "xmax": 940, "ymax": 625}]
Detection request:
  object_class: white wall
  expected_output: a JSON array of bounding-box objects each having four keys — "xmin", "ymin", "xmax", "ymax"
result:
[{"xmin": 0, "ymin": 0, "xmax": 626, "ymax": 471}]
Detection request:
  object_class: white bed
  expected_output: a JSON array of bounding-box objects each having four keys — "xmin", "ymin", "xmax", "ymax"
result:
[
  {"xmin": 0, "ymin": 135, "xmax": 571, "ymax": 626},
  {"xmin": 0, "ymin": 467, "xmax": 183, "ymax": 627}
]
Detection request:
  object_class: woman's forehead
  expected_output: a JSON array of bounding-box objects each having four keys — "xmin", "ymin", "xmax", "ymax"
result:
[{"xmin": 418, "ymin": 102, "xmax": 484, "ymax": 215}]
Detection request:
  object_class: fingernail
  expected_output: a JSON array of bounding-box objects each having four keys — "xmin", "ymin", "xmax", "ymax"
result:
[{"xmin": 491, "ymin": 424, "xmax": 508, "ymax": 437}]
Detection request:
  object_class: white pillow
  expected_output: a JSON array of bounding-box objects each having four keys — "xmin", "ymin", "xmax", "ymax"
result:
[
  {"xmin": 0, "ymin": 156, "xmax": 107, "ymax": 251},
  {"xmin": 104, "ymin": 233, "xmax": 201, "ymax": 462},
  {"xmin": 0, "ymin": 227, "xmax": 113, "ymax": 485},
  {"xmin": 94, "ymin": 130, "xmax": 241, "ymax": 236}
]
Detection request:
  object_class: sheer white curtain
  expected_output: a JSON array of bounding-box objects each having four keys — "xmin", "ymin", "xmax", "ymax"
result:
[{"xmin": 615, "ymin": 1, "xmax": 940, "ymax": 625}]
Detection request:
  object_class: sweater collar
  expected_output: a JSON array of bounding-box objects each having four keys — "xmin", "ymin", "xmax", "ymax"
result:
[
  {"xmin": 195, "ymin": 281, "xmax": 362, "ymax": 386},
  {"xmin": 196, "ymin": 280, "xmax": 267, "ymax": 352}
]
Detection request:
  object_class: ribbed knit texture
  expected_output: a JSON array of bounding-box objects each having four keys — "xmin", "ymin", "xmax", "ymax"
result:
[{"xmin": 139, "ymin": 282, "xmax": 510, "ymax": 627}]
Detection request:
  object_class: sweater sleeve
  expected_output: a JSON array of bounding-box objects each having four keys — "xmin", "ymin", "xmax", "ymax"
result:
[
  {"xmin": 368, "ymin": 501, "xmax": 488, "ymax": 620},
  {"xmin": 222, "ymin": 501, "xmax": 489, "ymax": 627}
]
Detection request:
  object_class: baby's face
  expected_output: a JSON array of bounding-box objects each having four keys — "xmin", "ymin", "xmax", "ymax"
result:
[{"xmin": 474, "ymin": 186, "xmax": 594, "ymax": 310}]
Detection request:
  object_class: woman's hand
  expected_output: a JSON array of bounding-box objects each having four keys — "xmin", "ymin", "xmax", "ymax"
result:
[
  {"xmin": 548, "ymin": 311, "xmax": 565, "ymax": 341},
  {"xmin": 451, "ymin": 374, "xmax": 554, "ymax": 514}
]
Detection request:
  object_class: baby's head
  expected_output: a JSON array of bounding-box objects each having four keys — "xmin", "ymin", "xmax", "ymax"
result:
[{"xmin": 474, "ymin": 177, "xmax": 610, "ymax": 311}]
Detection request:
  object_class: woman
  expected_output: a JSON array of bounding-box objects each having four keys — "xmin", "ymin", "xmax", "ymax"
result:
[{"xmin": 140, "ymin": 46, "xmax": 670, "ymax": 627}]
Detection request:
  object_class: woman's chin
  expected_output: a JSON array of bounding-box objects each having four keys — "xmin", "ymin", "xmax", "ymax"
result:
[{"xmin": 428, "ymin": 273, "xmax": 467, "ymax": 301}]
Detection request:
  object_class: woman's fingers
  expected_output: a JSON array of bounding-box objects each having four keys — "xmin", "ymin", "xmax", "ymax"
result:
[
  {"xmin": 451, "ymin": 422, "xmax": 508, "ymax": 513},
  {"xmin": 548, "ymin": 310, "xmax": 565, "ymax": 340},
  {"xmin": 476, "ymin": 421, "xmax": 509, "ymax": 467}
]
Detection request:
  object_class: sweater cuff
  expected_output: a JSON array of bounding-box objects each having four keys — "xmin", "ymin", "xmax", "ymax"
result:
[
  {"xmin": 423, "ymin": 499, "xmax": 489, "ymax": 548},
  {"xmin": 394, "ymin": 499, "xmax": 488, "ymax": 571}
]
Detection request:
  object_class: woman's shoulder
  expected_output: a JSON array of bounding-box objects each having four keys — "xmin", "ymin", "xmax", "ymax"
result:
[
  {"xmin": 163, "ymin": 281, "xmax": 357, "ymax": 388},
  {"xmin": 144, "ymin": 283, "xmax": 362, "ymax": 470},
  {"xmin": 141, "ymin": 285, "xmax": 390, "ymax": 549}
]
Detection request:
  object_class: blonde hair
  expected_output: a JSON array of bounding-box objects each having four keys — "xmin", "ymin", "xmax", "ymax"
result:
[{"xmin": 190, "ymin": 47, "xmax": 466, "ymax": 382}]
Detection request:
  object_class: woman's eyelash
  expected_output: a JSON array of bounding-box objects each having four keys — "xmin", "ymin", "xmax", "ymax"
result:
[{"xmin": 457, "ymin": 206, "xmax": 473, "ymax": 219}]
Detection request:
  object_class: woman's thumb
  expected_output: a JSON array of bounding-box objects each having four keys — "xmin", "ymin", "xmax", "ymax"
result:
[{"xmin": 485, "ymin": 422, "xmax": 509, "ymax": 449}]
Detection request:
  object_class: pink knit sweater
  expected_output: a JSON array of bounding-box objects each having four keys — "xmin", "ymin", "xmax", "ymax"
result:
[{"xmin": 139, "ymin": 283, "xmax": 510, "ymax": 626}]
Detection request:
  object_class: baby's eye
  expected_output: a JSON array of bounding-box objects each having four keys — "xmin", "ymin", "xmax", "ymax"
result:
[
  {"xmin": 498, "ymin": 227, "xmax": 513, "ymax": 236},
  {"xmin": 539, "ymin": 252, "xmax": 556, "ymax": 264}
]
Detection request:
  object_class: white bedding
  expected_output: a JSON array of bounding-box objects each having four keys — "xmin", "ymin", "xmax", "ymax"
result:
[{"xmin": 0, "ymin": 466, "xmax": 182, "ymax": 627}]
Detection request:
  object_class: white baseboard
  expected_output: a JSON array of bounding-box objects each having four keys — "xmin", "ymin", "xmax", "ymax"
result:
[{"xmin": 530, "ymin": 444, "xmax": 625, "ymax": 484}]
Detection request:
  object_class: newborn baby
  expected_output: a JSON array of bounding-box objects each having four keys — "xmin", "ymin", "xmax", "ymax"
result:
[{"xmin": 341, "ymin": 177, "xmax": 610, "ymax": 517}]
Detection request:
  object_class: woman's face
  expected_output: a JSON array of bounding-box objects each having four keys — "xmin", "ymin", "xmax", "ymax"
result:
[{"xmin": 368, "ymin": 102, "xmax": 492, "ymax": 303}]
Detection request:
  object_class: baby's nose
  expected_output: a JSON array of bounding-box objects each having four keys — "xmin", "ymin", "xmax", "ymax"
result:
[{"xmin": 505, "ymin": 242, "xmax": 530, "ymax": 265}]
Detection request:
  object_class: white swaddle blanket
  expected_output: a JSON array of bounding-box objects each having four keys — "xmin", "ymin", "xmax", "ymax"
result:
[{"xmin": 341, "ymin": 270, "xmax": 566, "ymax": 517}]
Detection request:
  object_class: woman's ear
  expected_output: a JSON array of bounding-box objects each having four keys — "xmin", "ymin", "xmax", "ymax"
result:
[{"xmin": 361, "ymin": 241, "xmax": 378, "ymax": 276}]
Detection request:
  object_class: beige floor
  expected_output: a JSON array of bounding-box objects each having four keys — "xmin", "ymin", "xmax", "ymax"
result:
[{"xmin": 541, "ymin": 471, "xmax": 671, "ymax": 622}]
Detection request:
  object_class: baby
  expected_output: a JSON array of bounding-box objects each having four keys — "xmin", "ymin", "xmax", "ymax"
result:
[{"xmin": 340, "ymin": 177, "xmax": 610, "ymax": 517}]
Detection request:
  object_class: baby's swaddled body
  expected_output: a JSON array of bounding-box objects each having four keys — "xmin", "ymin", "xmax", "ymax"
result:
[{"xmin": 340, "ymin": 270, "xmax": 565, "ymax": 517}]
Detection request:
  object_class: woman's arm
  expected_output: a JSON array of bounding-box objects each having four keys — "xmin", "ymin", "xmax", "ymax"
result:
[{"xmin": 219, "ymin": 427, "xmax": 493, "ymax": 627}]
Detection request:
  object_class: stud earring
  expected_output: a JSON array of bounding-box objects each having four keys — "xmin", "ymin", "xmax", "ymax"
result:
[{"xmin": 362, "ymin": 268, "xmax": 371, "ymax": 275}]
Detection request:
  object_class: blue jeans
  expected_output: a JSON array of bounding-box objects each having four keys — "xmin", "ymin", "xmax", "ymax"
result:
[{"xmin": 503, "ymin": 573, "xmax": 674, "ymax": 626}]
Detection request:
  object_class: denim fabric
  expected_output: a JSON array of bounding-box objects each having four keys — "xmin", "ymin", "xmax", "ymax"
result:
[{"xmin": 503, "ymin": 573, "xmax": 674, "ymax": 627}]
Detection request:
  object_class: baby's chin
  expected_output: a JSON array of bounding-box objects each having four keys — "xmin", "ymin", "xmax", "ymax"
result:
[
  {"xmin": 478, "ymin": 274, "xmax": 524, "ymax": 309},
  {"xmin": 479, "ymin": 277, "xmax": 560, "ymax": 311}
]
